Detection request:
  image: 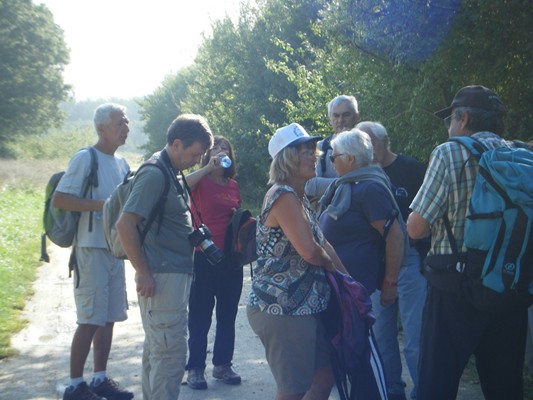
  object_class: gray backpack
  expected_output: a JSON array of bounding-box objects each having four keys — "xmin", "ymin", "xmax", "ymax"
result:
[{"xmin": 103, "ymin": 159, "xmax": 170, "ymax": 259}]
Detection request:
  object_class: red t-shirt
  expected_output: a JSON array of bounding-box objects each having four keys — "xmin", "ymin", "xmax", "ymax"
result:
[{"xmin": 191, "ymin": 175, "xmax": 241, "ymax": 250}]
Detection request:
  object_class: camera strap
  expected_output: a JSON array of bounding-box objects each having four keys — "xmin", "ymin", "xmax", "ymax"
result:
[{"xmin": 160, "ymin": 148, "xmax": 205, "ymax": 230}]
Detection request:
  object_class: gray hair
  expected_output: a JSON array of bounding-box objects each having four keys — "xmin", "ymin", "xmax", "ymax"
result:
[
  {"xmin": 328, "ymin": 95, "xmax": 359, "ymax": 117},
  {"xmin": 331, "ymin": 128, "xmax": 373, "ymax": 167},
  {"xmin": 93, "ymin": 103, "xmax": 127, "ymax": 132},
  {"xmin": 356, "ymin": 121, "xmax": 389, "ymax": 148}
]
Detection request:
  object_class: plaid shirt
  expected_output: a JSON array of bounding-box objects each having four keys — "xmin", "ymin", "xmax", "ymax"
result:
[{"xmin": 410, "ymin": 131, "xmax": 513, "ymax": 255}]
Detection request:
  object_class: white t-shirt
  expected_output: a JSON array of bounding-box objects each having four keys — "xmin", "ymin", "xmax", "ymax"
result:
[{"xmin": 56, "ymin": 147, "xmax": 129, "ymax": 248}]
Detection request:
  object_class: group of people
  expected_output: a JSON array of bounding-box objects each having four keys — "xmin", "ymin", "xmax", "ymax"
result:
[
  {"xmin": 248, "ymin": 86, "xmax": 530, "ymax": 400},
  {"xmin": 54, "ymin": 84, "xmax": 530, "ymax": 400},
  {"xmin": 57, "ymin": 109, "xmax": 241, "ymax": 400}
]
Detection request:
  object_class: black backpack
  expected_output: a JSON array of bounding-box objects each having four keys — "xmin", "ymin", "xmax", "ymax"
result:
[{"xmin": 224, "ymin": 208, "xmax": 258, "ymax": 272}]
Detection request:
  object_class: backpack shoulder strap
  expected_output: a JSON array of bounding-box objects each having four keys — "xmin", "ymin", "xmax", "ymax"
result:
[
  {"xmin": 82, "ymin": 147, "xmax": 99, "ymax": 232},
  {"xmin": 448, "ymin": 136, "xmax": 485, "ymax": 159},
  {"xmin": 80, "ymin": 146, "xmax": 99, "ymax": 197},
  {"xmin": 137, "ymin": 159, "xmax": 171, "ymax": 241},
  {"xmin": 320, "ymin": 135, "xmax": 333, "ymax": 174}
]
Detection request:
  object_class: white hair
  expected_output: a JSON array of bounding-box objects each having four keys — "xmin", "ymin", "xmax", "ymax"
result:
[
  {"xmin": 328, "ymin": 95, "xmax": 359, "ymax": 117},
  {"xmin": 331, "ymin": 128, "xmax": 373, "ymax": 167},
  {"xmin": 93, "ymin": 103, "xmax": 127, "ymax": 132}
]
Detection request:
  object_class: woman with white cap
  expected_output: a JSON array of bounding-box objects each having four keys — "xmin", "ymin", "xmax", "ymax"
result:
[{"xmin": 247, "ymin": 123, "xmax": 347, "ymax": 400}]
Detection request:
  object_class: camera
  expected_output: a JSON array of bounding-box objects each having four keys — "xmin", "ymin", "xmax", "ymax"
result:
[{"xmin": 188, "ymin": 224, "xmax": 224, "ymax": 265}]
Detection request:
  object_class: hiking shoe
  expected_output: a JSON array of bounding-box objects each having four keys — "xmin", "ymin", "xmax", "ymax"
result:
[
  {"xmin": 212, "ymin": 364, "xmax": 241, "ymax": 385},
  {"xmin": 63, "ymin": 382, "xmax": 107, "ymax": 400},
  {"xmin": 90, "ymin": 378, "xmax": 133, "ymax": 400},
  {"xmin": 187, "ymin": 369, "xmax": 208, "ymax": 390}
]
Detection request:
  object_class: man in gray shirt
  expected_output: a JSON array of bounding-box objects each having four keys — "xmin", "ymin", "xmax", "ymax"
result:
[
  {"xmin": 116, "ymin": 114, "xmax": 213, "ymax": 400},
  {"xmin": 54, "ymin": 103, "xmax": 133, "ymax": 400}
]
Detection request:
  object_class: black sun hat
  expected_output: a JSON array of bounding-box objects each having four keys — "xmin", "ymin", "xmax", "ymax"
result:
[{"xmin": 434, "ymin": 85, "xmax": 505, "ymax": 119}]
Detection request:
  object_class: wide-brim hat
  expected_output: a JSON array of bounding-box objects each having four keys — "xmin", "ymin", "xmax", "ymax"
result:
[
  {"xmin": 268, "ymin": 123, "xmax": 320, "ymax": 158},
  {"xmin": 434, "ymin": 85, "xmax": 504, "ymax": 119}
]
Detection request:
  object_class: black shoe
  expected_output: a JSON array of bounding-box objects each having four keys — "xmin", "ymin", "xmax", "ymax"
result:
[
  {"xmin": 63, "ymin": 382, "xmax": 107, "ymax": 400},
  {"xmin": 212, "ymin": 364, "xmax": 241, "ymax": 385},
  {"xmin": 89, "ymin": 378, "xmax": 133, "ymax": 400},
  {"xmin": 187, "ymin": 369, "xmax": 208, "ymax": 390}
]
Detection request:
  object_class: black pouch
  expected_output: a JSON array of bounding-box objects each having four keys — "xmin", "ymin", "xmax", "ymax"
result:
[
  {"xmin": 422, "ymin": 254, "xmax": 464, "ymax": 292},
  {"xmin": 461, "ymin": 255, "xmax": 522, "ymax": 313}
]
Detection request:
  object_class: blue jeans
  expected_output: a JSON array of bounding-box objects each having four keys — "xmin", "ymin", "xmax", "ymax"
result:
[
  {"xmin": 371, "ymin": 246, "xmax": 427, "ymax": 399},
  {"xmin": 186, "ymin": 252, "xmax": 243, "ymax": 370}
]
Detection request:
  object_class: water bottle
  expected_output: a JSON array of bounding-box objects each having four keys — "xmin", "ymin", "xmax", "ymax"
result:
[{"xmin": 219, "ymin": 155, "xmax": 232, "ymax": 168}]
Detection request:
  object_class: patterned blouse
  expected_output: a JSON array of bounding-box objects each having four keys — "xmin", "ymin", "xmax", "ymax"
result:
[{"xmin": 248, "ymin": 185, "xmax": 330, "ymax": 315}]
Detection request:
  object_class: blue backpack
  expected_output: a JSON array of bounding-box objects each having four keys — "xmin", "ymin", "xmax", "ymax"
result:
[{"xmin": 447, "ymin": 136, "xmax": 533, "ymax": 310}]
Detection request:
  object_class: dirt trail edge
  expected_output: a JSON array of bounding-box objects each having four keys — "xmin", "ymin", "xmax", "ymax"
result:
[{"xmin": 0, "ymin": 245, "xmax": 483, "ymax": 399}]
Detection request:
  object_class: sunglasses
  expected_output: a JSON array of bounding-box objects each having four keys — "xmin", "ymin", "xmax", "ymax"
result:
[{"xmin": 329, "ymin": 153, "xmax": 345, "ymax": 163}]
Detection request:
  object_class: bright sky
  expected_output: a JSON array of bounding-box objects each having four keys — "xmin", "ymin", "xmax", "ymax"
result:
[{"xmin": 37, "ymin": 0, "xmax": 245, "ymax": 101}]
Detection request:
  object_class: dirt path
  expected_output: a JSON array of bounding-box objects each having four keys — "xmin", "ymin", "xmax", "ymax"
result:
[{"xmin": 0, "ymin": 245, "xmax": 484, "ymax": 399}]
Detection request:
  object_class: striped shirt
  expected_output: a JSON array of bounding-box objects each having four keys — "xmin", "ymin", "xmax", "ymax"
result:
[{"xmin": 410, "ymin": 131, "xmax": 513, "ymax": 255}]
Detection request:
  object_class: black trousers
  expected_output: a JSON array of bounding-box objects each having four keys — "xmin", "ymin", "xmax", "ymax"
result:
[
  {"xmin": 416, "ymin": 285, "xmax": 527, "ymax": 400},
  {"xmin": 186, "ymin": 251, "xmax": 243, "ymax": 370}
]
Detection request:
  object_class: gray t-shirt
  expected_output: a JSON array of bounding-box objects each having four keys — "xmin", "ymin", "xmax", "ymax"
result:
[
  {"xmin": 122, "ymin": 155, "xmax": 194, "ymax": 274},
  {"xmin": 56, "ymin": 147, "xmax": 129, "ymax": 248}
]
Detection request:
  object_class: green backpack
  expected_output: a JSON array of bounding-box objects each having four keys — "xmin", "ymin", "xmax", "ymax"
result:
[{"xmin": 40, "ymin": 147, "xmax": 98, "ymax": 263}]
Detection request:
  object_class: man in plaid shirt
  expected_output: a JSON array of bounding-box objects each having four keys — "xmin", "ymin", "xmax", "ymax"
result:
[{"xmin": 407, "ymin": 85, "xmax": 527, "ymax": 400}]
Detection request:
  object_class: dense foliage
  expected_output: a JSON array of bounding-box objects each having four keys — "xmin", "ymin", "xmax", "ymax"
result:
[
  {"xmin": 140, "ymin": 0, "xmax": 533, "ymax": 205},
  {"xmin": 0, "ymin": 0, "xmax": 70, "ymax": 156},
  {"xmin": 3, "ymin": 0, "xmax": 531, "ymax": 204}
]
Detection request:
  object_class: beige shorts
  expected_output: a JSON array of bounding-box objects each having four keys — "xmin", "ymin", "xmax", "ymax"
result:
[
  {"xmin": 247, "ymin": 306, "xmax": 331, "ymax": 395},
  {"xmin": 74, "ymin": 246, "xmax": 127, "ymax": 326}
]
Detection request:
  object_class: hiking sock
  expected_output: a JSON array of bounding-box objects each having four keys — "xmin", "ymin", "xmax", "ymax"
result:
[
  {"xmin": 69, "ymin": 377, "xmax": 84, "ymax": 389},
  {"xmin": 91, "ymin": 371, "xmax": 107, "ymax": 386}
]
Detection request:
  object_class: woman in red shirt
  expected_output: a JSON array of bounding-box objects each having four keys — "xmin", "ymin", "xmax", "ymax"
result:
[{"xmin": 184, "ymin": 136, "xmax": 243, "ymax": 390}]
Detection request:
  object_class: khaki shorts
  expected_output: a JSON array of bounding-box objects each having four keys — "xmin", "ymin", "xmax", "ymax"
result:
[
  {"xmin": 74, "ymin": 246, "xmax": 127, "ymax": 326},
  {"xmin": 247, "ymin": 306, "xmax": 331, "ymax": 395}
]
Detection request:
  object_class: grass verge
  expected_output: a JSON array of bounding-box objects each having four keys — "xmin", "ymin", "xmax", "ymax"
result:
[{"xmin": 0, "ymin": 183, "xmax": 43, "ymax": 358}]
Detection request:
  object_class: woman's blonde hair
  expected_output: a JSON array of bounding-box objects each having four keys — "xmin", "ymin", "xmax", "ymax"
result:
[{"xmin": 268, "ymin": 142, "xmax": 316, "ymax": 184}]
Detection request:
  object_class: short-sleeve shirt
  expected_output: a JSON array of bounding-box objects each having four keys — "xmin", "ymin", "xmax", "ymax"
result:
[
  {"xmin": 191, "ymin": 176, "xmax": 241, "ymax": 250},
  {"xmin": 56, "ymin": 147, "xmax": 129, "ymax": 248},
  {"xmin": 122, "ymin": 154, "xmax": 194, "ymax": 274},
  {"xmin": 248, "ymin": 185, "xmax": 330, "ymax": 316},
  {"xmin": 319, "ymin": 180, "xmax": 395, "ymax": 294},
  {"xmin": 410, "ymin": 132, "xmax": 513, "ymax": 255},
  {"xmin": 383, "ymin": 154, "xmax": 426, "ymax": 221}
]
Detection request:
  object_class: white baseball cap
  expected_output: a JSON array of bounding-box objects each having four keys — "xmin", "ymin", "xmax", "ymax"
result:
[{"xmin": 268, "ymin": 123, "xmax": 320, "ymax": 159}]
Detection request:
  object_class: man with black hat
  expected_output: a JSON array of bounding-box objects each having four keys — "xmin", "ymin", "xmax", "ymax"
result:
[{"xmin": 406, "ymin": 85, "xmax": 527, "ymax": 399}]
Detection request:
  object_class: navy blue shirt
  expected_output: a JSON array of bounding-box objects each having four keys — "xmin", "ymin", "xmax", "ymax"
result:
[{"xmin": 319, "ymin": 180, "xmax": 396, "ymax": 294}]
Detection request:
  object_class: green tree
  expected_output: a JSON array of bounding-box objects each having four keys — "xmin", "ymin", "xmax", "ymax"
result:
[
  {"xmin": 139, "ymin": 69, "xmax": 194, "ymax": 157},
  {"xmin": 280, "ymin": 0, "xmax": 533, "ymax": 162},
  {"xmin": 0, "ymin": 0, "xmax": 70, "ymax": 156}
]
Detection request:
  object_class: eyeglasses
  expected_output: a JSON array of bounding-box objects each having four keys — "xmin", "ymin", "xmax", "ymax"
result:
[
  {"xmin": 329, "ymin": 153, "xmax": 345, "ymax": 163},
  {"xmin": 444, "ymin": 115, "xmax": 452, "ymax": 129}
]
